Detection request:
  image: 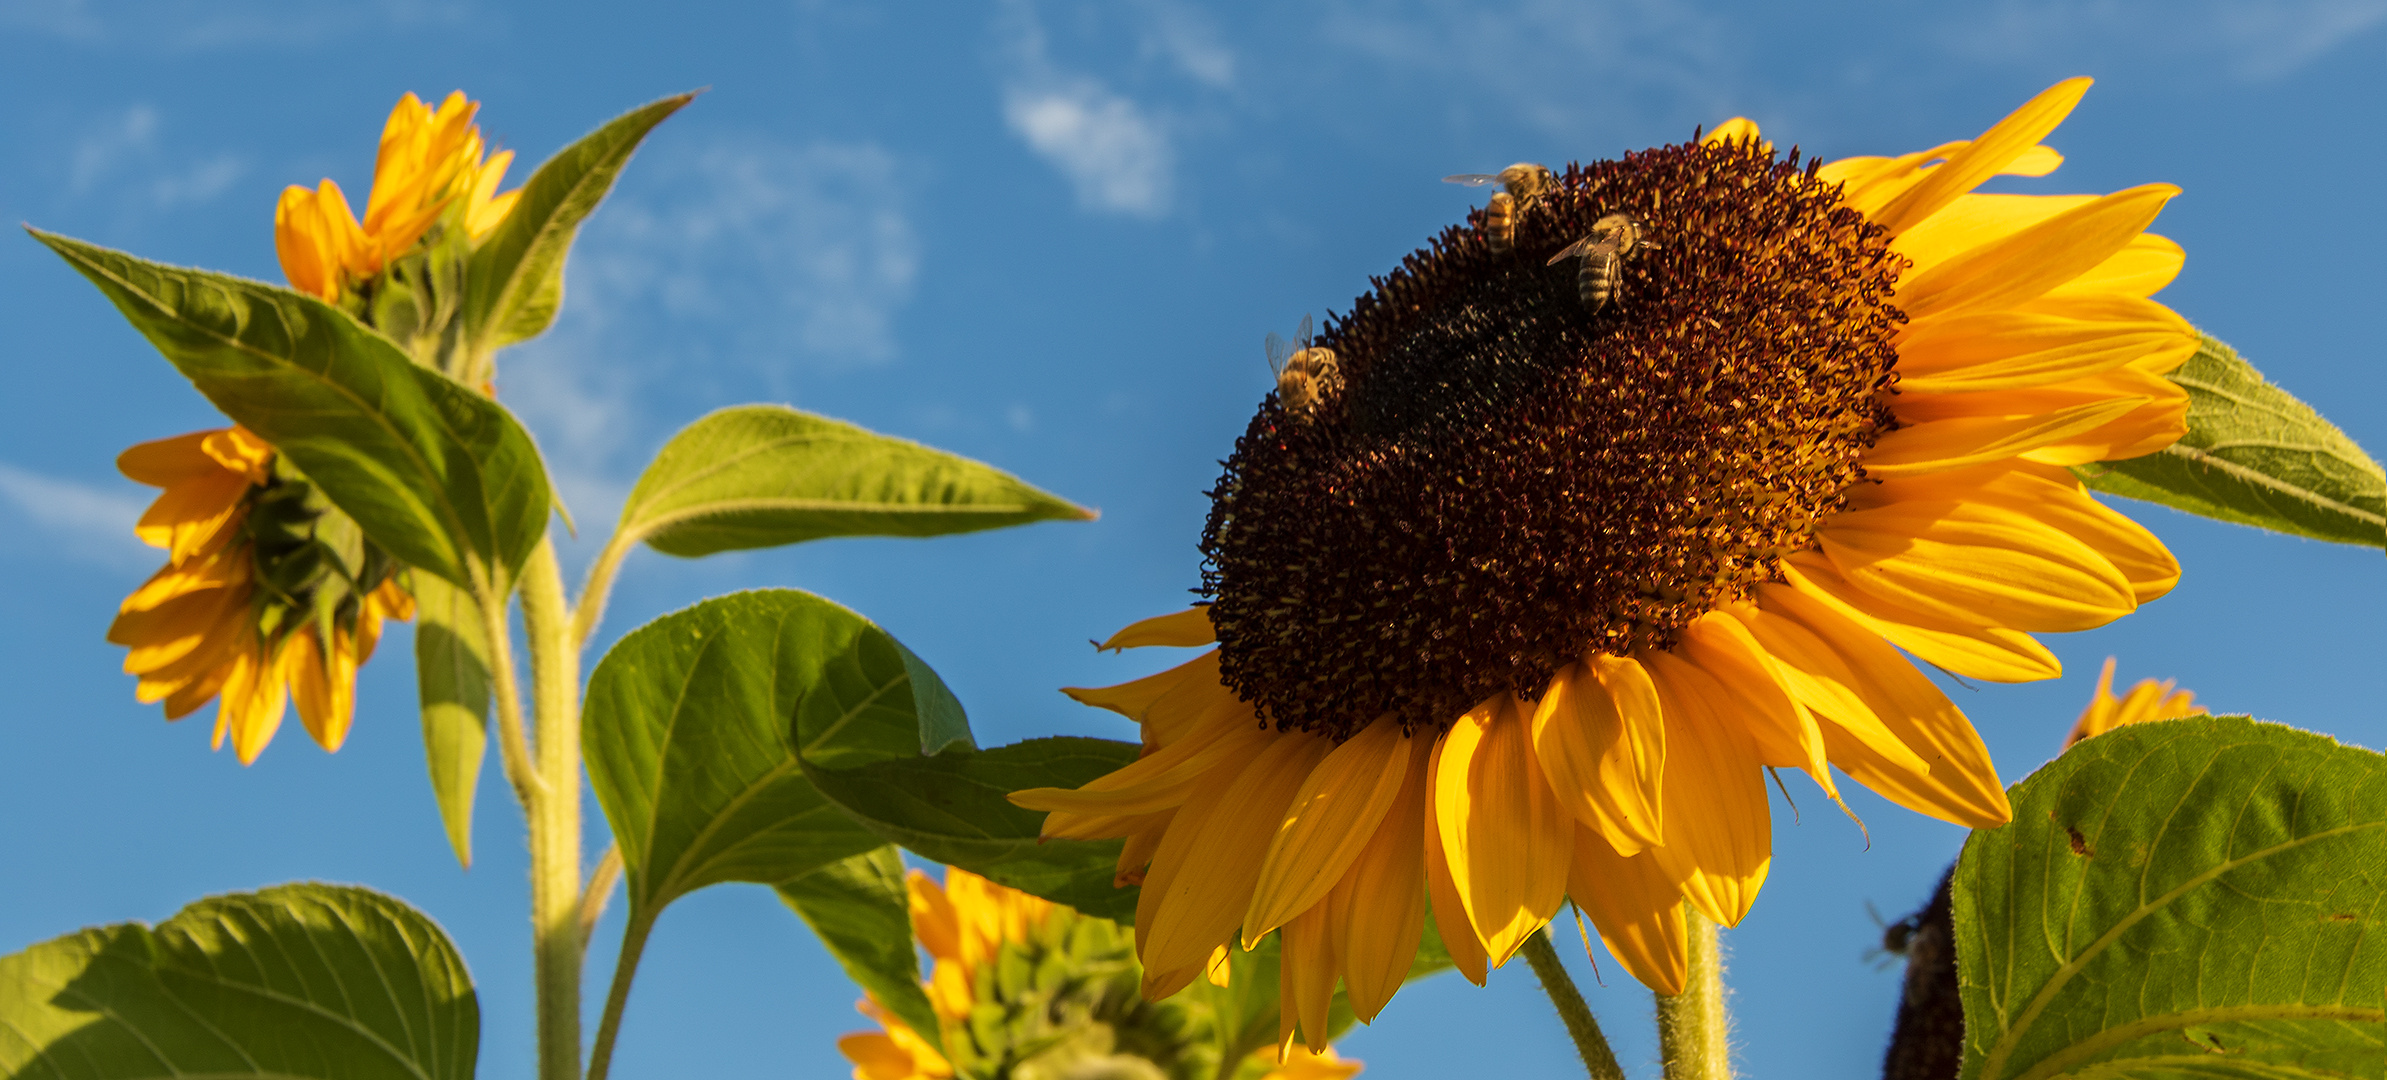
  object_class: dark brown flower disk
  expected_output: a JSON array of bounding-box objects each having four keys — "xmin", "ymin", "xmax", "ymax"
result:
[{"xmin": 1201, "ymin": 136, "xmax": 1906, "ymax": 740}]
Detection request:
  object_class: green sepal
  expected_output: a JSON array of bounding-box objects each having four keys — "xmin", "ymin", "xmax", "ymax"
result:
[
  {"xmin": 0, "ymin": 883, "xmax": 478, "ymax": 1080},
  {"xmin": 617, "ymin": 405, "xmax": 1095, "ymax": 559},
  {"xmin": 30, "ymin": 228, "xmax": 553, "ymax": 589},
  {"xmin": 2076, "ymin": 333, "xmax": 2387, "ymax": 548},
  {"xmin": 1954, "ymin": 715, "xmax": 2387, "ymax": 1080}
]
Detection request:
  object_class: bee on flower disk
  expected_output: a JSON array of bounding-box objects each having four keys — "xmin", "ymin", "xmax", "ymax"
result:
[
  {"xmin": 1266, "ymin": 314, "xmax": 1342, "ymax": 424},
  {"xmin": 1444, "ymin": 163, "xmax": 1554, "ymax": 255},
  {"xmin": 1549, "ymin": 212, "xmax": 1650, "ymax": 313}
]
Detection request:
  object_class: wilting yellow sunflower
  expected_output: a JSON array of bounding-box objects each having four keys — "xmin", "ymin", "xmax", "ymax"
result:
[
  {"xmin": 1011, "ymin": 76, "xmax": 2193, "ymax": 1043},
  {"xmin": 275, "ymin": 90, "xmax": 520, "ymax": 301},
  {"xmin": 2065, "ymin": 657, "xmax": 2204, "ymax": 747},
  {"xmin": 108, "ymin": 427, "xmax": 412, "ymax": 763},
  {"xmin": 838, "ymin": 867, "xmax": 1361, "ymax": 1080}
]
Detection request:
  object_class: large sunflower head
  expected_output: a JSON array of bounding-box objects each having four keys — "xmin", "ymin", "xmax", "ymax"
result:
[
  {"xmin": 107, "ymin": 427, "xmax": 412, "ymax": 763},
  {"xmin": 1012, "ymin": 77, "xmax": 2196, "ymax": 1042},
  {"xmin": 837, "ymin": 867, "xmax": 1362, "ymax": 1080}
]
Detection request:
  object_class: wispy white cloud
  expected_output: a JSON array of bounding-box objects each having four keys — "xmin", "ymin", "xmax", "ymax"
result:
[
  {"xmin": 1134, "ymin": 0, "xmax": 1236, "ymax": 89},
  {"xmin": 0, "ymin": 464, "xmax": 150, "ymax": 568},
  {"xmin": 1003, "ymin": 82, "xmax": 1175, "ymax": 217},
  {"xmin": 1943, "ymin": 0, "xmax": 2387, "ymax": 82},
  {"xmin": 996, "ymin": 0, "xmax": 1178, "ymax": 218},
  {"xmin": 65, "ymin": 104, "xmax": 248, "ymax": 212},
  {"xmin": 498, "ymin": 137, "xmax": 920, "ymax": 524}
]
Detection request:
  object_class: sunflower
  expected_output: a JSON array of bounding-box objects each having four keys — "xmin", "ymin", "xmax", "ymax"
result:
[
  {"xmin": 2064, "ymin": 657, "xmax": 2204, "ymax": 747},
  {"xmin": 838, "ymin": 867, "xmax": 1363, "ymax": 1080},
  {"xmin": 108, "ymin": 427, "xmax": 412, "ymax": 763},
  {"xmin": 275, "ymin": 90, "xmax": 520, "ymax": 302},
  {"xmin": 1010, "ymin": 77, "xmax": 2194, "ymax": 1044}
]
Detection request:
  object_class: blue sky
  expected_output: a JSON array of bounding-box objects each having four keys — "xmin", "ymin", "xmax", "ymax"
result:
[{"xmin": 4, "ymin": 1, "xmax": 2384, "ymax": 1077}]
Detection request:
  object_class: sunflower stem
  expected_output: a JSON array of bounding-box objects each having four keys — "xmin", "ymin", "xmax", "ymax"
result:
[
  {"xmin": 1522, "ymin": 927, "xmax": 1627, "ymax": 1080},
  {"xmin": 519, "ymin": 540, "xmax": 585, "ymax": 1080},
  {"xmin": 1656, "ymin": 905, "xmax": 1732, "ymax": 1080}
]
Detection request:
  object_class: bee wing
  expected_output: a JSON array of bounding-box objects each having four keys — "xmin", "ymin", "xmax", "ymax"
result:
[
  {"xmin": 1547, "ymin": 236, "xmax": 1594, "ymax": 266},
  {"xmin": 1296, "ymin": 313, "xmax": 1313, "ymax": 352},
  {"xmin": 1265, "ymin": 331, "xmax": 1291, "ymax": 375},
  {"xmin": 1443, "ymin": 173, "xmax": 1501, "ymax": 187}
]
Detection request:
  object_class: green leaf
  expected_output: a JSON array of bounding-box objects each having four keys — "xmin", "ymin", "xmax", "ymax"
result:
[
  {"xmin": 30, "ymin": 229, "xmax": 552, "ymax": 588},
  {"xmin": 802, "ymin": 736, "xmax": 1142, "ymax": 923},
  {"xmin": 413, "ymin": 574, "xmax": 490, "ymax": 868},
  {"xmin": 776, "ymin": 846, "xmax": 942, "ymax": 1054},
  {"xmin": 1954, "ymin": 715, "xmax": 2387, "ymax": 1080},
  {"xmin": 2076, "ymin": 334, "xmax": 2387, "ymax": 548},
  {"xmin": 463, "ymin": 93, "xmax": 694, "ymax": 354},
  {"xmin": 0, "ymin": 883, "xmax": 477, "ymax": 1080},
  {"xmin": 584, "ymin": 589, "xmax": 974, "ymax": 926},
  {"xmin": 617, "ymin": 405, "xmax": 1094, "ymax": 558}
]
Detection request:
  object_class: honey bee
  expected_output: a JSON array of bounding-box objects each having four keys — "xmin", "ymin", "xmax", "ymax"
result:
[
  {"xmin": 1549, "ymin": 212, "xmax": 1649, "ymax": 313},
  {"xmin": 1266, "ymin": 314, "xmax": 1342, "ymax": 424},
  {"xmin": 1444, "ymin": 163, "xmax": 1553, "ymax": 255}
]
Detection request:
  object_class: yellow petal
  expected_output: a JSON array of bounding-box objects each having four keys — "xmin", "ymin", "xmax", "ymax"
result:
[
  {"xmin": 1433, "ymin": 694, "xmax": 1574, "ymax": 966},
  {"xmin": 1423, "ymin": 733, "xmax": 1490, "ymax": 987},
  {"xmin": 1637, "ymin": 653, "xmax": 1770, "ymax": 926},
  {"xmin": 1278, "ymin": 902, "xmax": 1337, "ymax": 1054},
  {"xmin": 1331, "ymin": 735, "xmax": 1432, "ymax": 1021},
  {"xmin": 1012, "ymin": 710, "xmax": 1273, "ymax": 826},
  {"xmin": 1566, "ymin": 825, "xmax": 1687, "ymax": 996},
  {"xmin": 1062, "ymin": 650, "xmax": 1222, "ymax": 740},
  {"xmin": 1872, "ymin": 77, "xmax": 2092, "ymax": 236},
  {"xmin": 1757, "ymin": 583, "xmax": 2012, "ymax": 828},
  {"xmin": 1865, "ymin": 396, "xmax": 2144, "ymax": 477},
  {"xmin": 1139, "ymin": 732, "xmax": 1334, "ymax": 980},
  {"xmin": 1780, "ymin": 552, "xmax": 2060, "ymax": 683},
  {"xmin": 1816, "ymin": 496, "xmax": 2136, "ymax": 633},
  {"xmin": 1529, "ymin": 654, "xmax": 1664, "ymax": 855},
  {"xmin": 218, "ymin": 634, "xmax": 290, "ymax": 765},
  {"xmin": 1675, "ymin": 613, "xmax": 1834, "ymax": 796},
  {"xmin": 288, "ymin": 627, "xmax": 356, "ymax": 753},
  {"xmin": 1893, "ymin": 193, "xmax": 2095, "ymax": 278},
  {"xmin": 1899, "ymin": 183, "xmax": 2179, "ymax": 322},
  {"xmin": 1895, "ymin": 294, "xmax": 2200, "ymax": 392},
  {"xmin": 2046, "ymin": 233, "xmax": 2184, "ymax": 299},
  {"xmin": 1860, "ymin": 462, "xmax": 2178, "ymax": 604},
  {"xmin": 1245, "ymin": 716, "xmax": 1413, "ymax": 944},
  {"xmin": 1114, "ymin": 810, "xmax": 1174, "ymax": 887},
  {"xmin": 1100, "ymin": 607, "xmax": 1218, "ymax": 650},
  {"xmin": 1728, "ymin": 603, "xmax": 1932, "ymax": 779}
]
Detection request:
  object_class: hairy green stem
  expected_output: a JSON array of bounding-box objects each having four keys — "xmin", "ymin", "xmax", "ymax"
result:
[
  {"xmin": 475, "ymin": 574, "xmax": 540, "ymax": 808},
  {"xmin": 519, "ymin": 540, "xmax": 584, "ymax": 1080},
  {"xmin": 585, "ymin": 911, "xmax": 658, "ymax": 1080},
  {"xmin": 570, "ymin": 532, "xmax": 634, "ymax": 650},
  {"xmin": 1522, "ymin": 928, "xmax": 1627, "ymax": 1080},
  {"xmin": 1656, "ymin": 906, "xmax": 1732, "ymax": 1080}
]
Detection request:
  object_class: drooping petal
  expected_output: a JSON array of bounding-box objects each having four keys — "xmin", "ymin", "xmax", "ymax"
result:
[
  {"xmin": 1332, "ymin": 734, "xmax": 1432, "ymax": 1021},
  {"xmin": 1278, "ymin": 901, "xmax": 1338, "ymax": 1054},
  {"xmin": 289, "ymin": 626, "xmax": 358, "ymax": 753},
  {"xmin": 1062, "ymin": 650, "xmax": 1221, "ymax": 739},
  {"xmin": 1757, "ymin": 583, "xmax": 2011, "ymax": 828},
  {"xmin": 1529, "ymin": 653, "xmax": 1664, "ymax": 855},
  {"xmin": 1675, "ymin": 613, "xmax": 1834, "ymax": 796},
  {"xmin": 1433, "ymin": 693, "xmax": 1574, "ymax": 966},
  {"xmin": 1858, "ymin": 463, "xmax": 2180, "ymax": 604},
  {"xmin": 1423, "ymin": 734, "xmax": 1490, "ymax": 986},
  {"xmin": 1728, "ymin": 602, "xmax": 1932, "ymax": 779},
  {"xmin": 1245, "ymin": 716, "xmax": 1412, "ymax": 944},
  {"xmin": 1566, "ymin": 825, "xmax": 1688, "ymax": 996},
  {"xmin": 1637, "ymin": 652, "xmax": 1771, "ymax": 927},
  {"xmin": 1012, "ymin": 711, "xmax": 1273, "ymax": 828},
  {"xmin": 1138, "ymin": 732, "xmax": 1334, "ymax": 982}
]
